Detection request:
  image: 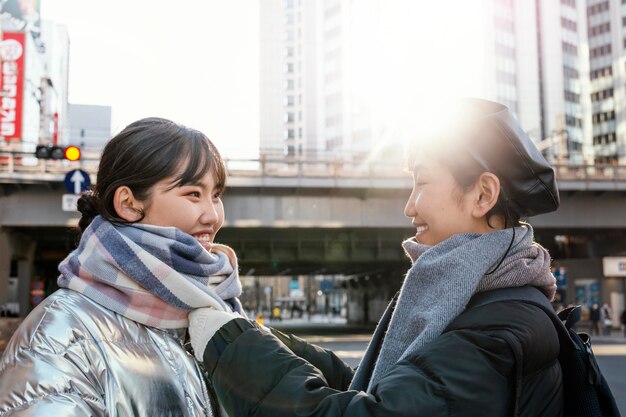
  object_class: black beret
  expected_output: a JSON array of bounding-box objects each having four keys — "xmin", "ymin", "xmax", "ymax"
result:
[{"xmin": 455, "ymin": 98, "xmax": 560, "ymax": 217}]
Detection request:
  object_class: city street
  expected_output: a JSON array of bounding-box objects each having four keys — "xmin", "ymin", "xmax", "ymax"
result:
[{"xmin": 287, "ymin": 328, "xmax": 626, "ymax": 415}]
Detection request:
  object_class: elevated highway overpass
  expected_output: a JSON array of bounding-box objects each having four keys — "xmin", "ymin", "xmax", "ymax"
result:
[{"xmin": 1, "ymin": 150, "xmax": 626, "ymax": 321}]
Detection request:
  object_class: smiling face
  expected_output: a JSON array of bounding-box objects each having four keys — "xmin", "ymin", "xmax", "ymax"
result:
[
  {"xmin": 403, "ymin": 160, "xmax": 498, "ymax": 246},
  {"xmin": 137, "ymin": 169, "xmax": 224, "ymax": 251}
]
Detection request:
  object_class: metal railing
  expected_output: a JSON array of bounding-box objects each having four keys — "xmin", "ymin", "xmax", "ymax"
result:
[{"xmin": 1, "ymin": 145, "xmax": 626, "ymax": 184}]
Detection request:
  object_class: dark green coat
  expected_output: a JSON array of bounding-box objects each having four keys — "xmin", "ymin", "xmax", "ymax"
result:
[{"xmin": 203, "ymin": 298, "xmax": 562, "ymax": 417}]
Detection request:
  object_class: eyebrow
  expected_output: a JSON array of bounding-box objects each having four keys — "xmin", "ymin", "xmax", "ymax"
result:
[{"xmin": 184, "ymin": 178, "xmax": 225, "ymax": 191}]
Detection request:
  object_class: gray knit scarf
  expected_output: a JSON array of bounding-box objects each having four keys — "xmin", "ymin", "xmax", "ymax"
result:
[{"xmin": 350, "ymin": 224, "xmax": 556, "ymax": 392}]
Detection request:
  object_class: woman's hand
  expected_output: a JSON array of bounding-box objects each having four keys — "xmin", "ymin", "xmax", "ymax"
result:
[{"xmin": 188, "ymin": 307, "xmax": 241, "ymax": 361}]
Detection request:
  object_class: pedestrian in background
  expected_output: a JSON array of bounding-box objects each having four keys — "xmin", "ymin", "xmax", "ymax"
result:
[
  {"xmin": 621, "ymin": 309, "xmax": 626, "ymax": 338},
  {"xmin": 188, "ymin": 98, "xmax": 564, "ymax": 416},
  {"xmin": 590, "ymin": 303, "xmax": 601, "ymax": 336},
  {"xmin": 0, "ymin": 118, "xmax": 243, "ymax": 416},
  {"xmin": 601, "ymin": 303, "xmax": 613, "ymax": 336}
]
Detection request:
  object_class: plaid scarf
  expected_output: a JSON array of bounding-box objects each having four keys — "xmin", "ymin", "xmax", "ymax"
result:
[{"xmin": 58, "ymin": 216, "xmax": 244, "ymax": 329}]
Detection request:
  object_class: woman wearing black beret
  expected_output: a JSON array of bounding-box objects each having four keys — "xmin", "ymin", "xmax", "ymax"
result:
[{"xmin": 189, "ymin": 98, "xmax": 562, "ymax": 417}]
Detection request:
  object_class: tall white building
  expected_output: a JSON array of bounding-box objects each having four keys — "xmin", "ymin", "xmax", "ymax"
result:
[
  {"xmin": 259, "ymin": 0, "xmax": 321, "ymax": 158},
  {"xmin": 260, "ymin": 0, "xmax": 385, "ymax": 159},
  {"xmin": 534, "ymin": 0, "xmax": 590, "ymax": 165},
  {"xmin": 586, "ymin": 0, "xmax": 625, "ymax": 165},
  {"xmin": 39, "ymin": 20, "xmax": 70, "ymax": 145}
]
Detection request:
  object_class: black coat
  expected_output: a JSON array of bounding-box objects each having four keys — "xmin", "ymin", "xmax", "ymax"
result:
[{"xmin": 203, "ymin": 296, "xmax": 562, "ymax": 417}]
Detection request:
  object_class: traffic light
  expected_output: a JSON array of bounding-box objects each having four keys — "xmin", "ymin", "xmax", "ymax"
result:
[
  {"xmin": 64, "ymin": 145, "xmax": 81, "ymax": 161},
  {"xmin": 35, "ymin": 145, "xmax": 81, "ymax": 161}
]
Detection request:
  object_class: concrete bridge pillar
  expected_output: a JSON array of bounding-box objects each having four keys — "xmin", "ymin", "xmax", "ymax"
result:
[
  {"xmin": 16, "ymin": 239, "xmax": 37, "ymax": 317},
  {"xmin": 0, "ymin": 229, "xmax": 36, "ymax": 317},
  {"xmin": 0, "ymin": 229, "xmax": 10, "ymax": 307}
]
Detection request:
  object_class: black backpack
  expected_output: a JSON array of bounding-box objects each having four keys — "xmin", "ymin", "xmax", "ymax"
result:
[{"xmin": 469, "ymin": 286, "xmax": 621, "ymax": 417}]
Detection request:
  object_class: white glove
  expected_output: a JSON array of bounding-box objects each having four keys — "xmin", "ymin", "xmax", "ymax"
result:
[{"xmin": 189, "ymin": 307, "xmax": 240, "ymax": 361}]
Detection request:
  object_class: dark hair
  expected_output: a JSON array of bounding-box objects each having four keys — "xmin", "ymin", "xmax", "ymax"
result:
[
  {"xmin": 77, "ymin": 117, "xmax": 226, "ymax": 232},
  {"xmin": 406, "ymin": 142, "xmax": 521, "ymax": 229}
]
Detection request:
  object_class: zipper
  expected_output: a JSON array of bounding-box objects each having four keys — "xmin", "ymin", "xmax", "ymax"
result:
[{"xmin": 583, "ymin": 338, "xmax": 602, "ymax": 386}]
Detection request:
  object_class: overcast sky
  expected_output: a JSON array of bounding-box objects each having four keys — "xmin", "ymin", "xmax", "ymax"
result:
[{"xmin": 40, "ymin": 1, "xmax": 260, "ymax": 159}]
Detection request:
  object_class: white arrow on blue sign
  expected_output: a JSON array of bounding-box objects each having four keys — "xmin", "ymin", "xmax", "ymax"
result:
[{"xmin": 64, "ymin": 169, "xmax": 91, "ymax": 194}]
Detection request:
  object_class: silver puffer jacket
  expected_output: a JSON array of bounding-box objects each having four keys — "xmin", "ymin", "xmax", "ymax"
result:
[{"xmin": 0, "ymin": 288, "xmax": 218, "ymax": 417}]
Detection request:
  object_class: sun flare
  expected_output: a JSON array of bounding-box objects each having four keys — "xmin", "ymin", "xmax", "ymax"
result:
[{"xmin": 347, "ymin": 0, "xmax": 492, "ymax": 157}]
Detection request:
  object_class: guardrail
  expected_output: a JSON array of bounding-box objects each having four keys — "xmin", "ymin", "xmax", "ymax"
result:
[{"xmin": 1, "ymin": 147, "xmax": 626, "ymax": 184}]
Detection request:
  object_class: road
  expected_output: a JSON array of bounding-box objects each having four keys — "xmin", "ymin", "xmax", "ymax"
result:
[{"xmin": 304, "ymin": 334, "xmax": 626, "ymax": 415}]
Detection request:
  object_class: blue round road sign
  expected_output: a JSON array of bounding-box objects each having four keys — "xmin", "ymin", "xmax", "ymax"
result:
[{"xmin": 64, "ymin": 169, "xmax": 91, "ymax": 194}]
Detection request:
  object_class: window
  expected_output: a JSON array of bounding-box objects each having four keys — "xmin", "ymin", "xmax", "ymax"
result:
[
  {"xmin": 495, "ymin": 43, "xmax": 515, "ymax": 59},
  {"xmin": 590, "ymin": 66, "xmax": 612, "ymax": 80},
  {"xmin": 561, "ymin": 17, "xmax": 577, "ymax": 32},
  {"xmin": 593, "ymin": 133, "xmax": 617, "ymax": 145},
  {"xmin": 592, "ymin": 110, "xmax": 615, "ymax": 123},
  {"xmin": 590, "ymin": 88, "xmax": 613, "ymax": 102},
  {"xmin": 587, "ymin": 1, "xmax": 609, "ymax": 16},
  {"xmin": 563, "ymin": 66, "xmax": 579, "ymax": 78},
  {"xmin": 569, "ymin": 140, "xmax": 582, "ymax": 151},
  {"xmin": 562, "ymin": 41, "xmax": 578, "ymax": 56},
  {"xmin": 564, "ymin": 90, "xmax": 580, "ymax": 103},
  {"xmin": 588, "ymin": 22, "xmax": 609, "ymax": 36},
  {"xmin": 495, "ymin": 17, "xmax": 514, "ymax": 32},
  {"xmin": 594, "ymin": 156, "xmax": 618, "ymax": 165},
  {"xmin": 565, "ymin": 115, "xmax": 582, "ymax": 128},
  {"xmin": 286, "ymin": 112, "xmax": 295, "ymax": 123},
  {"xmin": 496, "ymin": 70, "xmax": 516, "ymax": 85},
  {"xmin": 589, "ymin": 44, "xmax": 611, "ymax": 58}
]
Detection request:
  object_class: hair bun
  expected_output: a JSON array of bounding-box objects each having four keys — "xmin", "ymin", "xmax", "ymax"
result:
[{"xmin": 77, "ymin": 191, "xmax": 99, "ymax": 232}]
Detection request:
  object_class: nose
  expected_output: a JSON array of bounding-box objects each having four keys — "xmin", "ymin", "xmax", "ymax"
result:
[
  {"xmin": 404, "ymin": 189, "xmax": 417, "ymax": 218},
  {"xmin": 200, "ymin": 199, "xmax": 220, "ymax": 225}
]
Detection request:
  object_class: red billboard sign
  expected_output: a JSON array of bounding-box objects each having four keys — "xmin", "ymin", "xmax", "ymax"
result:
[{"xmin": 0, "ymin": 32, "xmax": 25, "ymax": 141}]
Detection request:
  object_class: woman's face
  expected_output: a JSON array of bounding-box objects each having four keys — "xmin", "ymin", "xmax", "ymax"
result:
[
  {"xmin": 139, "ymin": 169, "xmax": 224, "ymax": 252},
  {"xmin": 403, "ymin": 159, "xmax": 488, "ymax": 246}
]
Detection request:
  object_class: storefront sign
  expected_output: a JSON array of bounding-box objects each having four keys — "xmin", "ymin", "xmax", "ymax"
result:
[
  {"xmin": 602, "ymin": 257, "xmax": 626, "ymax": 277},
  {"xmin": 0, "ymin": 32, "xmax": 25, "ymax": 141}
]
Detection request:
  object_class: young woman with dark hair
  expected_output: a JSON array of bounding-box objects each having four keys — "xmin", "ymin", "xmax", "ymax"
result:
[
  {"xmin": 0, "ymin": 117, "xmax": 241, "ymax": 416},
  {"xmin": 187, "ymin": 98, "xmax": 564, "ymax": 417}
]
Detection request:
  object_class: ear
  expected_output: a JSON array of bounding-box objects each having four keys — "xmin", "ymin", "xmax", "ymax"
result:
[
  {"xmin": 471, "ymin": 172, "xmax": 500, "ymax": 218},
  {"xmin": 113, "ymin": 186, "xmax": 144, "ymax": 222}
]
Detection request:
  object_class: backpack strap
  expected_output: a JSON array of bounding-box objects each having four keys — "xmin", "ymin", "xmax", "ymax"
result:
[
  {"xmin": 466, "ymin": 286, "xmax": 575, "ymax": 417},
  {"xmin": 468, "ymin": 286, "xmax": 577, "ymax": 345},
  {"xmin": 468, "ymin": 286, "xmax": 553, "ymax": 314}
]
